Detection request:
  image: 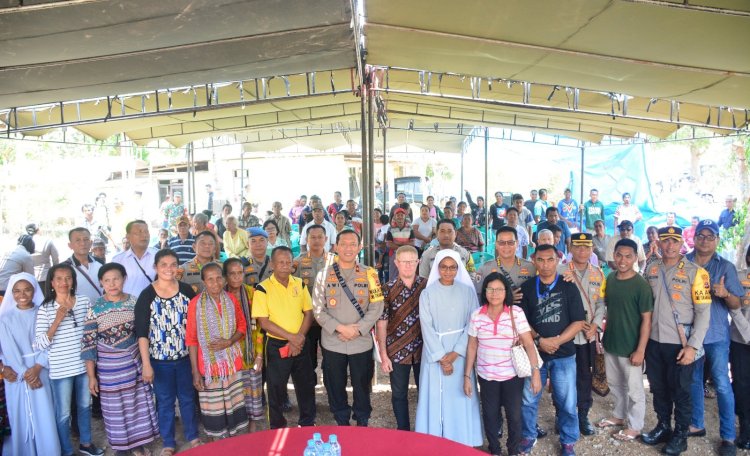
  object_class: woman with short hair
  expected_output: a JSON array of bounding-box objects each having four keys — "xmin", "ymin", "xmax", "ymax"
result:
[
  {"xmin": 82, "ymin": 262, "xmax": 158, "ymax": 456},
  {"xmin": 223, "ymin": 216, "xmax": 249, "ymax": 258}
]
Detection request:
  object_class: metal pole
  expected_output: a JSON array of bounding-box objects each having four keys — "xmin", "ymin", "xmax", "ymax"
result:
[
  {"xmin": 580, "ymin": 146, "xmax": 585, "ymax": 232},
  {"xmin": 367, "ymin": 87, "xmax": 376, "ymax": 266},
  {"xmin": 240, "ymin": 151, "xmax": 245, "ymax": 204},
  {"xmin": 460, "ymin": 140, "xmax": 465, "ymax": 202},
  {"xmin": 382, "ymin": 128, "xmax": 388, "ymax": 210},
  {"xmin": 360, "ymin": 80, "xmax": 370, "ymax": 265},
  {"xmin": 484, "ymin": 127, "xmax": 495, "ymax": 249}
]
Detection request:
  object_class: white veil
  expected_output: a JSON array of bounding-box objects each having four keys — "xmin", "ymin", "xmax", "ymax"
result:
[
  {"xmin": 426, "ymin": 249, "xmax": 474, "ymax": 289},
  {"xmin": 0, "ymin": 272, "xmax": 44, "ymax": 318}
]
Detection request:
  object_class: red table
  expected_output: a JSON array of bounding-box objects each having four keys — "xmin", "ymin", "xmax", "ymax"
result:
[{"xmin": 181, "ymin": 426, "xmax": 487, "ymax": 455}]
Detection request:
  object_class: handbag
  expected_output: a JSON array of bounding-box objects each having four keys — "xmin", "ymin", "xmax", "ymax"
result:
[
  {"xmin": 591, "ymin": 331, "xmax": 610, "ymax": 397},
  {"xmin": 508, "ymin": 305, "xmax": 542, "ymax": 378}
]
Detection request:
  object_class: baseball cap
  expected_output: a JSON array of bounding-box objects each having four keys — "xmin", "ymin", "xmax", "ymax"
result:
[
  {"xmin": 394, "ymin": 208, "xmax": 407, "ymax": 215},
  {"xmin": 696, "ymin": 219, "xmax": 720, "ymax": 235},
  {"xmin": 617, "ymin": 220, "xmax": 634, "ymax": 230},
  {"xmin": 177, "ymin": 215, "xmax": 190, "ymax": 226},
  {"xmin": 92, "ymin": 238, "xmax": 106, "ymax": 248}
]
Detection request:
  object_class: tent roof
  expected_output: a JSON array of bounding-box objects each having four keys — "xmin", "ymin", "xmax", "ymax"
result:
[{"xmin": 1, "ymin": 0, "xmax": 748, "ymax": 149}]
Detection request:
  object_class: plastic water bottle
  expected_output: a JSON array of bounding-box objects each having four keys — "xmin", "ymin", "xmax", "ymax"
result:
[
  {"xmin": 303, "ymin": 440, "xmax": 317, "ymax": 456},
  {"xmin": 320, "ymin": 443, "xmax": 333, "ymax": 456},
  {"xmin": 313, "ymin": 432, "xmax": 324, "ymax": 454},
  {"xmin": 328, "ymin": 434, "xmax": 341, "ymax": 456}
]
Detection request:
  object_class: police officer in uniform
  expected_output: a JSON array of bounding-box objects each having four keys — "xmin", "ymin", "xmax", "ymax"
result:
[
  {"xmin": 177, "ymin": 230, "xmax": 219, "ymax": 294},
  {"xmin": 641, "ymin": 226, "xmax": 711, "ymax": 455},
  {"xmin": 558, "ymin": 232, "xmax": 606, "ymax": 436},
  {"xmin": 292, "ymin": 224, "xmax": 332, "ymax": 377},
  {"xmin": 476, "ymin": 226, "xmax": 536, "ymax": 299},
  {"xmin": 242, "ymin": 227, "xmax": 273, "ymax": 287},
  {"xmin": 313, "ymin": 229, "xmax": 383, "ymax": 426}
]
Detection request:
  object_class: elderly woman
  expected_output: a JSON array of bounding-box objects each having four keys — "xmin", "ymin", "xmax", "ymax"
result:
[
  {"xmin": 187, "ymin": 263, "xmax": 248, "ymax": 439},
  {"xmin": 223, "ymin": 258, "xmax": 264, "ymax": 431},
  {"xmin": 0, "ymin": 272, "xmax": 60, "ymax": 455},
  {"xmin": 35, "ymin": 263, "xmax": 104, "ymax": 456},
  {"xmin": 455, "ymin": 213, "xmax": 484, "ymax": 253},
  {"xmin": 465, "ymin": 272, "xmax": 542, "ymax": 456},
  {"xmin": 223, "ymin": 216, "xmax": 249, "ymax": 258},
  {"xmin": 415, "ymin": 250, "xmax": 483, "ymax": 447},
  {"xmin": 82, "ymin": 263, "xmax": 158, "ymax": 456},
  {"xmin": 263, "ymin": 220, "xmax": 288, "ymax": 257},
  {"xmin": 134, "ymin": 249, "xmax": 199, "ymax": 456}
]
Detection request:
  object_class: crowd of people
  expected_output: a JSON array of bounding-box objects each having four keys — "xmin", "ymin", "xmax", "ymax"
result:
[{"xmin": 0, "ymin": 186, "xmax": 745, "ymax": 456}]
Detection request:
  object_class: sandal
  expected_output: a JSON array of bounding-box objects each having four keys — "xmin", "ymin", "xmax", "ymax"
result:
[
  {"xmin": 159, "ymin": 449, "xmax": 175, "ymax": 456},
  {"xmin": 612, "ymin": 430, "xmax": 639, "ymax": 441},
  {"xmin": 596, "ymin": 418, "xmax": 624, "ymax": 428},
  {"xmin": 189, "ymin": 439, "xmax": 203, "ymax": 448}
]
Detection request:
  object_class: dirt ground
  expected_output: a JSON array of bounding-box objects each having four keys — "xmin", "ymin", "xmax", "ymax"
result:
[{"xmin": 87, "ymin": 365, "xmax": 745, "ymax": 455}]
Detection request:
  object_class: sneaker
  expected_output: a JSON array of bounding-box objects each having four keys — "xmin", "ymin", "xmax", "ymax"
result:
[
  {"xmin": 560, "ymin": 443, "xmax": 576, "ymax": 456},
  {"xmin": 518, "ymin": 438, "xmax": 537, "ymax": 454},
  {"xmin": 79, "ymin": 444, "xmax": 105, "ymax": 456}
]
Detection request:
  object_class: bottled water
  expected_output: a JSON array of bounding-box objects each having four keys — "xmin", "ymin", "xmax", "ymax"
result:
[
  {"xmin": 320, "ymin": 443, "xmax": 333, "ymax": 456},
  {"xmin": 303, "ymin": 440, "xmax": 317, "ymax": 456},
  {"xmin": 328, "ymin": 434, "xmax": 341, "ymax": 456},
  {"xmin": 313, "ymin": 432, "xmax": 324, "ymax": 454}
]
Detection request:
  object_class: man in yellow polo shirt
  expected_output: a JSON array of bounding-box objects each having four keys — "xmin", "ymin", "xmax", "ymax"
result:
[{"xmin": 252, "ymin": 245, "xmax": 316, "ymax": 429}]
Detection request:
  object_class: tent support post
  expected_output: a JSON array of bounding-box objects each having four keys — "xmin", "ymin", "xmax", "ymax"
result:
[
  {"xmin": 488, "ymin": 127, "xmax": 494, "ymax": 249},
  {"xmin": 367, "ymin": 81, "xmax": 376, "ymax": 265},
  {"xmin": 360, "ymin": 84, "xmax": 371, "ymax": 265},
  {"xmin": 579, "ymin": 146, "xmax": 585, "ymax": 232},
  {"xmin": 382, "ymin": 127, "xmax": 388, "ymax": 210},
  {"xmin": 460, "ymin": 139, "xmax": 465, "ymax": 202}
]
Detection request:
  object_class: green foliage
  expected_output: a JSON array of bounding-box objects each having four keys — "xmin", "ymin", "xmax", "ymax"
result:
[
  {"xmin": 720, "ymin": 202, "xmax": 746, "ymax": 253},
  {"xmin": 425, "ymin": 164, "xmax": 434, "ymax": 178}
]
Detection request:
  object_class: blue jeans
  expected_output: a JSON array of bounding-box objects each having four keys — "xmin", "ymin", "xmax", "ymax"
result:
[
  {"xmin": 522, "ymin": 354, "xmax": 579, "ymax": 445},
  {"xmin": 152, "ymin": 357, "xmax": 200, "ymax": 448},
  {"xmin": 690, "ymin": 339, "xmax": 736, "ymax": 440},
  {"xmin": 50, "ymin": 372, "xmax": 92, "ymax": 456},
  {"xmin": 389, "ymin": 361, "xmax": 420, "ymax": 431}
]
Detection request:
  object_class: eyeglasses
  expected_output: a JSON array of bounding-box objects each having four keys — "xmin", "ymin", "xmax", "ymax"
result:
[
  {"xmin": 695, "ymin": 234, "xmax": 717, "ymax": 242},
  {"xmin": 496, "ymin": 240, "xmax": 516, "ymax": 246},
  {"xmin": 397, "ymin": 260, "xmax": 419, "ymax": 266},
  {"xmin": 619, "ymin": 227, "xmax": 633, "ymax": 232},
  {"xmin": 68, "ymin": 309, "xmax": 78, "ymax": 327},
  {"xmin": 486, "ymin": 287, "xmax": 506, "ymax": 294},
  {"xmin": 439, "ymin": 265, "xmax": 459, "ymax": 271}
]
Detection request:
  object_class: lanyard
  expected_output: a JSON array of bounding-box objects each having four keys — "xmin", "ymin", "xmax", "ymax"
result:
[{"xmin": 536, "ymin": 274, "xmax": 559, "ymax": 302}]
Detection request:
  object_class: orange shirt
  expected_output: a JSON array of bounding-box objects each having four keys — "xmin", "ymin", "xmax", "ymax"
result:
[{"xmin": 186, "ymin": 292, "xmax": 247, "ymax": 376}]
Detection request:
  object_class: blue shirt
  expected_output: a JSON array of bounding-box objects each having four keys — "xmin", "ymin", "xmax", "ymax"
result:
[
  {"xmin": 557, "ymin": 199, "xmax": 579, "ymax": 225},
  {"xmin": 533, "ymin": 220, "xmax": 571, "ymax": 254},
  {"xmin": 686, "ymin": 252, "xmax": 745, "ymax": 344},
  {"xmin": 718, "ymin": 209, "xmax": 736, "ymax": 229},
  {"xmin": 168, "ymin": 234, "xmax": 196, "ymax": 265}
]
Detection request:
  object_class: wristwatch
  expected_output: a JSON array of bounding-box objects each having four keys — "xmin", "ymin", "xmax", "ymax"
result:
[{"xmin": 533, "ymin": 335, "xmax": 541, "ymax": 346}]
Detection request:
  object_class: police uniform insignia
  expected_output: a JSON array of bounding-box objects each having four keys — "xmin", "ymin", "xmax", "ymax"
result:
[
  {"xmin": 520, "ymin": 268, "xmax": 529, "ymax": 275},
  {"xmin": 329, "ymin": 289, "xmax": 336, "ymax": 295},
  {"xmin": 579, "ymin": 234, "xmax": 586, "ymax": 240},
  {"xmin": 672, "ymin": 293, "xmax": 681, "ymax": 301},
  {"xmin": 303, "ymin": 278, "xmax": 309, "ymax": 285},
  {"xmin": 358, "ymin": 299, "xmax": 364, "ymax": 305},
  {"xmin": 329, "ymin": 298, "xmax": 337, "ymax": 307},
  {"xmin": 302, "ymin": 270, "xmax": 310, "ymax": 276},
  {"xmin": 357, "ymin": 289, "xmax": 365, "ymax": 296},
  {"xmin": 192, "ymin": 285, "xmax": 199, "ymax": 293},
  {"xmin": 668, "ymin": 227, "xmax": 675, "ymax": 234},
  {"xmin": 673, "ymin": 284, "xmax": 683, "ymax": 290}
]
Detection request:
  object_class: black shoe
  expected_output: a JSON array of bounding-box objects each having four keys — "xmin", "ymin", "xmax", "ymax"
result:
[
  {"xmin": 720, "ymin": 440, "xmax": 737, "ymax": 456},
  {"xmin": 642, "ymin": 422, "xmax": 673, "ymax": 446},
  {"xmin": 736, "ymin": 437, "xmax": 750, "ymax": 450},
  {"xmin": 537, "ymin": 424, "xmax": 548, "ymax": 439},
  {"xmin": 578, "ymin": 409, "xmax": 595, "ymax": 436},
  {"xmin": 687, "ymin": 427, "xmax": 706, "ymax": 437},
  {"xmin": 663, "ymin": 429, "xmax": 688, "ymax": 455}
]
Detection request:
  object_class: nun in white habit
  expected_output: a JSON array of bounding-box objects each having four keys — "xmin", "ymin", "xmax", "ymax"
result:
[
  {"xmin": 0, "ymin": 272, "xmax": 60, "ymax": 455},
  {"xmin": 415, "ymin": 249, "xmax": 483, "ymax": 447}
]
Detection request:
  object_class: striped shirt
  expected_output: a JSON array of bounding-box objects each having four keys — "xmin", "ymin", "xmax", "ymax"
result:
[
  {"xmin": 34, "ymin": 295, "xmax": 89, "ymax": 379},
  {"xmin": 468, "ymin": 304, "xmax": 530, "ymax": 382},
  {"xmin": 168, "ymin": 234, "xmax": 196, "ymax": 265}
]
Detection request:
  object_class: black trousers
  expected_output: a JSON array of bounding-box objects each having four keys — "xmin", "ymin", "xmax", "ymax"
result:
[
  {"xmin": 478, "ymin": 375, "xmax": 523, "ymax": 455},
  {"xmin": 306, "ymin": 324, "xmax": 322, "ymax": 373},
  {"xmin": 322, "ymin": 347, "xmax": 373, "ymax": 426},
  {"xmin": 730, "ymin": 341, "xmax": 750, "ymax": 424},
  {"xmin": 265, "ymin": 337, "xmax": 317, "ymax": 429},
  {"xmin": 645, "ymin": 340, "xmax": 694, "ymax": 429},
  {"xmin": 575, "ymin": 342, "xmax": 594, "ymax": 411}
]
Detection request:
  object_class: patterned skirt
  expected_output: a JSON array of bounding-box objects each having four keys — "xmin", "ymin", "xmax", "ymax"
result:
[
  {"xmin": 97, "ymin": 343, "xmax": 159, "ymax": 451},
  {"xmin": 198, "ymin": 372, "xmax": 249, "ymax": 437},
  {"xmin": 242, "ymin": 368, "xmax": 264, "ymax": 421}
]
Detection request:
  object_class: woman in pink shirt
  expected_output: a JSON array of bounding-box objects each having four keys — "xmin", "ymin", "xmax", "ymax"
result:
[{"xmin": 464, "ymin": 272, "xmax": 541, "ymax": 456}]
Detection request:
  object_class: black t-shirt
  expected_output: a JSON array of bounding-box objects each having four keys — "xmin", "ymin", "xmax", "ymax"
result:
[{"xmin": 519, "ymin": 275, "xmax": 585, "ymax": 361}]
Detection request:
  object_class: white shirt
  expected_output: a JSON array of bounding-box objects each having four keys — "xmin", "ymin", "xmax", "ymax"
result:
[
  {"xmin": 112, "ymin": 247, "xmax": 157, "ymax": 297},
  {"xmin": 299, "ymin": 220, "xmax": 336, "ymax": 251},
  {"xmin": 412, "ymin": 217, "xmax": 437, "ymax": 248},
  {"xmin": 605, "ymin": 234, "xmax": 646, "ymax": 271},
  {"xmin": 64, "ymin": 255, "xmax": 103, "ymax": 304},
  {"xmin": 514, "ymin": 225, "xmax": 530, "ymax": 258}
]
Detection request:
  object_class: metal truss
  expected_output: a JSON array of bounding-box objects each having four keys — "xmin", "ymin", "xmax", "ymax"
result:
[{"xmin": 0, "ymin": 70, "xmax": 355, "ymax": 135}]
